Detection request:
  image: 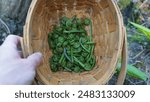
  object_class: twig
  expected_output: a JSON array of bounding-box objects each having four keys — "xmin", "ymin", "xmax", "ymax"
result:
[
  {"xmin": 129, "ymin": 49, "xmax": 146, "ymax": 60},
  {"xmin": 135, "ymin": 80, "xmax": 145, "ymax": 85},
  {"xmin": 126, "ymin": 77, "xmax": 136, "ymax": 85},
  {"xmin": 139, "ymin": 0, "xmax": 148, "ymax": 9},
  {"xmin": 0, "ymin": 18, "xmax": 11, "ymax": 34},
  {"xmin": 144, "ymin": 52, "xmax": 150, "ymax": 59}
]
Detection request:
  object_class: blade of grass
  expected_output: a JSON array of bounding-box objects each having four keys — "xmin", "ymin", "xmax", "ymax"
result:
[
  {"xmin": 130, "ymin": 22, "xmax": 150, "ymax": 40},
  {"xmin": 117, "ymin": 63, "xmax": 148, "ymax": 81}
]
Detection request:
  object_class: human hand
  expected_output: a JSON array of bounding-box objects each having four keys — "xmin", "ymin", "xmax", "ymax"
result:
[{"xmin": 0, "ymin": 35, "xmax": 42, "ymax": 85}]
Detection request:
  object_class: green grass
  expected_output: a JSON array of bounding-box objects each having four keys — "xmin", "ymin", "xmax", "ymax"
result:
[
  {"xmin": 130, "ymin": 22, "xmax": 150, "ymax": 40},
  {"xmin": 117, "ymin": 63, "xmax": 148, "ymax": 81}
]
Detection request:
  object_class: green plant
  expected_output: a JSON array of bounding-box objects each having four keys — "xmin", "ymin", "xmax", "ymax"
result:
[
  {"xmin": 117, "ymin": 63, "xmax": 148, "ymax": 81},
  {"xmin": 130, "ymin": 22, "xmax": 150, "ymax": 40},
  {"xmin": 48, "ymin": 16, "xmax": 96, "ymax": 72},
  {"xmin": 118, "ymin": 0, "xmax": 132, "ymax": 9}
]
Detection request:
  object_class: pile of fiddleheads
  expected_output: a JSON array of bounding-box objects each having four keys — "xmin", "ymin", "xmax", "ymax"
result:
[{"xmin": 48, "ymin": 16, "xmax": 96, "ymax": 72}]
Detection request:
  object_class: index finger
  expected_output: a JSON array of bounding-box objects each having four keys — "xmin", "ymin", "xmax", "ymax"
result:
[{"xmin": 1, "ymin": 35, "xmax": 21, "ymax": 49}]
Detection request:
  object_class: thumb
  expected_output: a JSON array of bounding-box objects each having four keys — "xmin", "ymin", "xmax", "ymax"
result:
[{"xmin": 27, "ymin": 52, "xmax": 42, "ymax": 68}]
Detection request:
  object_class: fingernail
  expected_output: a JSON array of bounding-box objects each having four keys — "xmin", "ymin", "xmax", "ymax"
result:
[{"xmin": 35, "ymin": 52, "xmax": 43, "ymax": 59}]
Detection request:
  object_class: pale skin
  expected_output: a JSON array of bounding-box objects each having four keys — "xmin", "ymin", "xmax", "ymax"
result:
[{"xmin": 0, "ymin": 35, "xmax": 42, "ymax": 85}]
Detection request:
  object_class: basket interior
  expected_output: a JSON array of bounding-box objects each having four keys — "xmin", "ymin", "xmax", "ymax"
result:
[{"xmin": 27, "ymin": 0, "xmax": 121, "ymax": 84}]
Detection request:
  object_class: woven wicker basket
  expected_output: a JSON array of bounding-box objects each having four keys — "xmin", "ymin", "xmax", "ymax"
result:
[{"xmin": 21, "ymin": 0, "xmax": 127, "ymax": 85}]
